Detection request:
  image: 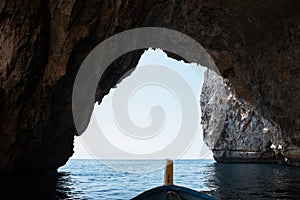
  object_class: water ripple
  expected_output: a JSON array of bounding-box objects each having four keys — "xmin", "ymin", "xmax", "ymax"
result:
[{"xmin": 1, "ymin": 160, "xmax": 300, "ymax": 199}]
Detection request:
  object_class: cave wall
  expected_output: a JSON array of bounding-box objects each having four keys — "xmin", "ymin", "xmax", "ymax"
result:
[{"xmin": 0, "ymin": 0, "xmax": 299, "ymax": 172}]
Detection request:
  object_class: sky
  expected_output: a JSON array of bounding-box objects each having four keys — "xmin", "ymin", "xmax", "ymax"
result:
[{"xmin": 72, "ymin": 48, "xmax": 213, "ymax": 160}]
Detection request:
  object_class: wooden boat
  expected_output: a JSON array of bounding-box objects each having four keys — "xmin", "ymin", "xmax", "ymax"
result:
[{"xmin": 131, "ymin": 160, "xmax": 217, "ymax": 200}]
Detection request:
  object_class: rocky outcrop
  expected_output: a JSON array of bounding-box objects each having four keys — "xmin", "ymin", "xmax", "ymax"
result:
[
  {"xmin": 0, "ymin": 0, "xmax": 300, "ymax": 172},
  {"xmin": 201, "ymin": 70, "xmax": 288, "ymax": 163}
]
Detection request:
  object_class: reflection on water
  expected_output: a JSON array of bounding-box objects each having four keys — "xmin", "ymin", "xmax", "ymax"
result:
[
  {"xmin": 0, "ymin": 171, "xmax": 75, "ymax": 200},
  {"xmin": 0, "ymin": 160, "xmax": 300, "ymax": 199},
  {"xmin": 206, "ymin": 163, "xmax": 300, "ymax": 199}
]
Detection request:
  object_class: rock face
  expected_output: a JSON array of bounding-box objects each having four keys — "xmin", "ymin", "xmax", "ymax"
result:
[
  {"xmin": 201, "ymin": 70, "xmax": 286, "ymax": 163},
  {"xmin": 0, "ymin": 0, "xmax": 300, "ymax": 172}
]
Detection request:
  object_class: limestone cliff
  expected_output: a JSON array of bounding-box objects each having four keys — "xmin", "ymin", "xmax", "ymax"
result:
[
  {"xmin": 0, "ymin": 0, "xmax": 300, "ymax": 172},
  {"xmin": 201, "ymin": 70, "xmax": 289, "ymax": 164}
]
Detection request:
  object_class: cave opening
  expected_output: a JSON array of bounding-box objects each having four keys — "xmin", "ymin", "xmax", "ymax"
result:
[{"xmin": 71, "ymin": 48, "xmax": 213, "ymax": 162}]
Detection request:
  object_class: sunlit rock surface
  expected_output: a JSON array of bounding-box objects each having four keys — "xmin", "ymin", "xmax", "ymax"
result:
[{"xmin": 201, "ymin": 70, "xmax": 300, "ymax": 165}]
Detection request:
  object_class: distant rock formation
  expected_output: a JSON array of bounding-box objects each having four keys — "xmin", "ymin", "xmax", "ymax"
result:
[{"xmin": 201, "ymin": 70, "xmax": 299, "ymax": 165}]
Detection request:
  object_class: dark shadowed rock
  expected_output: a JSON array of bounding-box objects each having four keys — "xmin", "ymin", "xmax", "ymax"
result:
[{"xmin": 0, "ymin": 0, "xmax": 299, "ymax": 172}]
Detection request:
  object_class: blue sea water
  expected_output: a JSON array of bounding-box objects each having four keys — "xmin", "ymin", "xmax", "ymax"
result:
[{"xmin": 1, "ymin": 159, "xmax": 300, "ymax": 199}]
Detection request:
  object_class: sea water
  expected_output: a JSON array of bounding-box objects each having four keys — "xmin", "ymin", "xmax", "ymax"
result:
[{"xmin": 1, "ymin": 159, "xmax": 300, "ymax": 199}]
